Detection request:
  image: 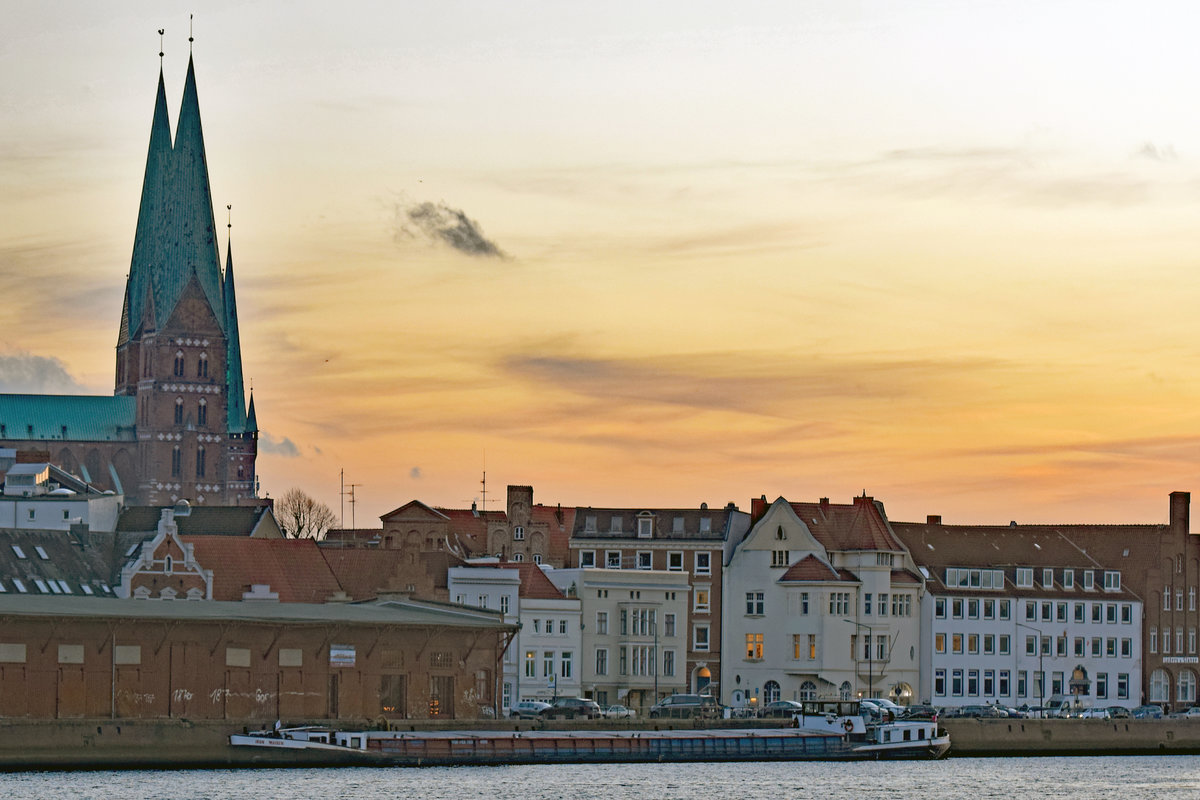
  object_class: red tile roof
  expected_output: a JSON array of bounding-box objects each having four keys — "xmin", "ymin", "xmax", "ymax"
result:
[
  {"xmin": 788, "ymin": 496, "xmax": 904, "ymax": 552},
  {"xmin": 778, "ymin": 554, "xmax": 843, "ymax": 582},
  {"xmin": 183, "ymin": 536, "xmax": 342, "ymax": 603},
  {"xmin": 496, "ymin": 562, "xmax": 567, "ymax": 600}
]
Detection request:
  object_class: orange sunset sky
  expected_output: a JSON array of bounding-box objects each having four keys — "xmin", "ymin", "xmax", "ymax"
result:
[{"xmin": 4, "ymin": 1, "xmax": 1200, "ymax": 527}]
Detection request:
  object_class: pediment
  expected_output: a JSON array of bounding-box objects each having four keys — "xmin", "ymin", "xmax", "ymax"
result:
[{"xmin": 380, "ymin": 499, "xmax": 451, "ymax": 524}]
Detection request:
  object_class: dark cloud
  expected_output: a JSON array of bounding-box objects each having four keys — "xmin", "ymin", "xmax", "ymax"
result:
[
  {"xmin": 0, "ymin": 353, "xmax": 88, "ymax": 393},
  {"xmin": 394, "ymin": 200, "xmax": 508, "ymax": 258},
  {"xmin": 258, "ymin": 433, "xmax": 300, "ymax": 458}
]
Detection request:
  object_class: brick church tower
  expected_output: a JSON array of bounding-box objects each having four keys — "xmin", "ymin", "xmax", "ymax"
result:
[
  {"xmin": 0, "ymin": 49, "xmax": 259, "ymax": 506},
  {"xmin": 113, "ymin": 55, "xmax": 258, "ymax": 507}
]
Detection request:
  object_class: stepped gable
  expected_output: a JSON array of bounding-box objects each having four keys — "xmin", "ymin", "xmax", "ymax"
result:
[
  {"xmin": 183, "ymin": 536, "xmax": 341, "ymax": 602},
  {"xmin": 496, "ymin": 561, "xmax": 568, "ymax": 600}
]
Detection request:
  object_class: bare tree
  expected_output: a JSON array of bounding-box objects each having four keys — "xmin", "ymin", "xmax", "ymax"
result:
[{"xmin": 275, "ymin": 488, "xmax": 338, "ymax": 539}]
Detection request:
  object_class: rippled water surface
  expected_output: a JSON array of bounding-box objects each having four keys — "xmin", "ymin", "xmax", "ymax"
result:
[{"xmin": 3, "ymin": 757, "xmax": 1199, "ymax": 800}]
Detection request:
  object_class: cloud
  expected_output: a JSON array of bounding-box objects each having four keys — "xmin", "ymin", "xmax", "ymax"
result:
[
  {"xmin": 259, "ymin": 433, "xmax": 300, "ymax": 458},
  {"xmin": 410, "ymin": 466, "xmax": 422, "ymax": 479},
  {"xmin": 1134, "ymin": 142, "xmax": 1178, "ymax": 162},
  {"xmin": 0, "ymin": 352, "xmax": 89, "ymax": 393},
  {"xmin": 393, "ymin": 200, "xmax": 508, "ymax": 258}
]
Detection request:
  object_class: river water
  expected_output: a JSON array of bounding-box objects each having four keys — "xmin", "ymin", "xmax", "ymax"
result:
[{"xmin": 1, "ymin": 757, "xmax": 1197, "ymax": 799}]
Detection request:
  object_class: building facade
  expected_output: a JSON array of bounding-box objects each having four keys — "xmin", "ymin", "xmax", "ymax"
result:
[{"xmin": 0, "ymin": 53, "xmax": 258, "ymax": 507}]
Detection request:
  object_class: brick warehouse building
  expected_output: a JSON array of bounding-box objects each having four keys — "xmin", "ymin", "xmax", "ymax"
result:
[
  {"xmin": 0, "ymin": 596, "xmax": 514, "ymax": 721},
  {"xmin": 0, "ymin": 52, "xmax": 258, "ymax": 507}
]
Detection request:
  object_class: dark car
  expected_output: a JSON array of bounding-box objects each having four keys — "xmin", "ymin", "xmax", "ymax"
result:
[
  {"xmin": 538, "ymin": 697, "xmax": 603, "ymax": 720},
  {"xmin": 900, "ymin": 704, "xmax": 939, "ymax": 720},
  {"xmin": 1132, "ymin": 704, "xmax": 1164, "ymax": 719},
  {"xmin": 758, "ymin": 700, "xmax": 805, "ymax": 718},
  {"xmin": 649, "ymin": 694, "xmax": 721, "ymax": 719},
  {"xmin": 1105, "ymin": 706, "xmax": 1131, "ymax": 719}
]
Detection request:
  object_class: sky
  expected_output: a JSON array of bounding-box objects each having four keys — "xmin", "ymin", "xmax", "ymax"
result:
[{"xmin": 4, "ymin": 1, "xmax": 1200, "ymax": 527}]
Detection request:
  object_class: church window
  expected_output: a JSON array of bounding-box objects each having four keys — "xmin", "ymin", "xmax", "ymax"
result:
[
  {"xmin": 198, "ymin": 353, "xmax": 208, "ymax": 378},
  {"xmin": 237, "ymin": 464, "xmax": 245, "ymax": 480},
  {"xmin": 198, "ymin": 399, "xmax": 207, "ymax": 426},
  {"xmin": 196, "ymin": 446, "xmax": 206, "ymax": 478},
  {"xmin": 173, "ymin": 351, "xmax": 185, "ymax": 377},
  {"xmin": 171, "ymin": 446, "xmax": 181, "ymax": 477},
  {"xmin": 174, "ymin": 398, "xmax": 183, "ymax": 424}
]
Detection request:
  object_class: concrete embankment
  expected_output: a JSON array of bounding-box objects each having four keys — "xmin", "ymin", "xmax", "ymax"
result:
[
  {"xmin": 942, "ymin": 717, "xmax": 1200, "ymax": 756},
  {"xmin": 2, "ymin": 717, "xmax": 1200, "ymax": 769}
]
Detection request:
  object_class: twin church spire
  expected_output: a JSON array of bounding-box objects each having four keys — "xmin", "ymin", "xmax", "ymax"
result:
[{"xmin": 118, "ymin": 44, "xmax": 252, "ymax": 436}]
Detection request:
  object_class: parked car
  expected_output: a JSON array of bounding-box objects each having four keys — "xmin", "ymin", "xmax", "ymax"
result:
[
  {"xmin": 957, "ymin": 704, "xmax": 1007, "ymax": 719},
  {"xmin": 1172, "ymin": 706, "xmax": 1200, "ymax": 719},
  {"xmin": 758, "ymin": 700, "xmax": 805, "ymax": 718},
  {"xmin": 648, "ymin": 694, "xmax": 721, "ymax": 719},
  {"xmin": 1132, "ymin": 705, "xmax": 1164, "ymax": 719},
  {"xmin": 1078, "ymin": 707, "xmax": 1110, "ymax": 719},
  {"xmin": 1105, "ymin": 706, "xmax": 1131, "ymax": 719},
  {"xmin": 538, "ymin": 697, "xmax": 603, "ymax": 720},
  {"xmin": 603, "ymin": 704, "xmax": 637, "ymax": 720},
  {"xmin": 900, "ymin": 704, "xmax": 939, "ymax": 720},
  {"xmin": 508, "ymin": 700, "xmax": 551, "ymax": 720}
]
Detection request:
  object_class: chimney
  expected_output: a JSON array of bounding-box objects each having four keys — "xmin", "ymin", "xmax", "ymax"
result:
[
  {"xmin": 1170, "ymin": 491, "xmax": 1190, "ymax": 535},
  {"xmin": 927, "ymin": 514, "xmax": 942, "ymax": 525}
]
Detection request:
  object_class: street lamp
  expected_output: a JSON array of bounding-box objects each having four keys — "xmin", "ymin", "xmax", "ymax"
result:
[
  {"xmin": 1015, "ymin": 622, "xmax": 1045, "ymax": 714},
  {"xmin": 844, "ymin": 619, "xmax": 874, "ymax": 698}
]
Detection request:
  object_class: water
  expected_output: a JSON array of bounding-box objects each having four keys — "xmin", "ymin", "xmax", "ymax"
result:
[{"xmin": 1, "ymin": 757, "xmax": 1198, "ymax": 800}]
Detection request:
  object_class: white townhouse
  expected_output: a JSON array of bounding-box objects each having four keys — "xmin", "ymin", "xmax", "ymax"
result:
[
  {"xmin": 892, "ymin": 518, "xmax": 1144, "ymax": 710},
  {"xmin": 546, "ymin": 567, "xmax": 690, "ymax": 711},
  {"xmin": 721, "ymin": 496, "xmax": 923, "ymax": 712},
  {"xmin": 449, "ymin": 562, "xmax": 582, "ymax": 709}
]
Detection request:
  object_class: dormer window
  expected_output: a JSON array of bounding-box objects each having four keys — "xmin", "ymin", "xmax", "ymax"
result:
[
  {"xmin": 1083, "ymin": 570, "xmax": 1095, "ymax": 590},
  {"xmin": 673, "ymin": 516, "xmax": 684, "ymax": 532},
  {"xmin": 1104, "ymin": 571, "xmax": 1121, "ymax": 591},
  {"xmin": 1042, "ymin": 568, "xmax": 1054, "ymax": 589},
  {"xmin": 699, "ymin": 517, "xmax": 712, "ymax": 533},
  {"xmin": 638, "ymin": 518, "xmax": 653, "ymax": 538},
  {"xmin": 610, "ymin": 516, "xmax": 623, "ymax": 532},
  {"xmin": 1063, "ymin": 570, "xmax": 1074, "ymax": 589}
]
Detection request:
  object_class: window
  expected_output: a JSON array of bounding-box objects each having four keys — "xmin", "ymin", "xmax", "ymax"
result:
[
  {"xmin": 983, "ymin": 599, "xmax": 995, "ymax": 620},
  {"xmin": 699, "ymin": 517, "xmax": 711, "ymax": 532},
  {"xmin": 662, "ymin": 649, "xmax": 675, "ymax": 677},
  {"xmin": 935, "ymin": 633, "xmax": 946, "ymax": 654},
  {"xmin": 1164, "ymin": 628, "xmax": 1172, "ymax": 654},
  {"xmin": 560, "ymin": 652, "xmax": 572, "ymax": 678},
  {"xmin": 606, "ymin": 551, "xmax": 622, "ymax": 569},
  {"xmin": 999, "ymin": 600, "xmax": 1011, "ymax": 620},
  {"xmin": 1104, "ymin": 571, "xmax": 1121, "ymax": 592},
  {"xmin": 808, "ymin": 634, "xmax": 817, "ymax": 660},
  {"xmin": 664, "ymin": 613, "xmax": 675, "ymax": 637},
  {"xmin": 610, "ymin": 516, "xmax": 623, "ymax": 532},
  {"xmin": 934, "ymin": 669, "xmax": 946, "ymax": 697},
  {"xmin": 1074, "ymin": 602, "xmax": 1085, "ymax": 623},
  {"xmin": 1107, "ymin": 603, "xmax": 1117, "ymax": 624},
  {"xmin": 1097, "ymin": 673, "xmax": 1108, "ymax": 699},
  {"xmin": 584, "ymin": 515, "xmax": 597, "ymax": 531},
  {"xmin": 477, "ymin": 595, "xmax": 488, "ymax": 609},
  {"xmin": 560, "ymin": 620, "xmax": 568, "ymax": 635},
  {"xmin": 999, "ymin": 635, "xmax": 1010, "ymax": 655},
  {"xmin": 1151, "ymin": 627, "xmax": 1158, "ymax": 654},
  {"xmin": 1025, "ymin": 635, "xmax": 1037, "ymax": 656},
  {"xmin": 595, "ymin": 611, "xmax": 608, "ymax": 635},
  {"xmin": 195, "ymin": 446, "xmax": 206, "ymax": 478},
  {"xmin": 1041, "ymin": 602, "xmax": 1051, "ymax": 622},
  {"xmin": 637, "ymin": 517, "xmax": 653, "ymax": 538},
  {"xmin": 1042, "ymin": 568, "xmax": 1054, "ymax": 589},
  {"xmin": 1018, "ymin": 671, "xmax": 1027, "ymax": 698},
  {"xmin": 828, "ymin": 592, "xmax": 850, "ymax": 615},
  {"xmin": 800, "ymin": 592, "xmax": 810, "ymax": 614},
  {"xmin": 1025, "ymin": 601, "xmax": 1036, "ymax": 621},
  {"xmin": 173, "ymin": 351, "xmax": 184, "ymax": 377},
  {"xmin": 983, "ymin": 670, "xmax": 994, "ymax": 697},
  {"xmin": 524, "ymin": 651, "xmax": 535, "ymax": 678},
  {"xmin": 694, "ymin": 589, "xmax": 710, "ymax": 613},
  {"xmin": 695, "ymin": 552, "xmax": 711, "ymax": 575},
  {"xmin": 197, "ymin": 398, "xmax": 207, "ymax": 425},
  {"xmin": 672, "ymin": 516, "xmax": 684, "ymax": 533},
  {"xmin": 878, "ymin": 593, "xmax": 888, "ymax": 616},
  {"xmin": 1179, "ymin": 670, "xmax": 1197, "ymax": 705},
  {"xmin": 1117, "ymin": 673, "xmax": 1129, "ymax": 700},
  {"xmin": 595, "ymin": 648, "xmax": 608, "ymax": 676},
  {"xmin": 952, "ymin": 634, "xmax": 964, "ymax": 654},
  {"xmin": 876, "ymin": 635, "xmax": 887, "ymax": 661},
  {"xmin": 983, "ymin": 634, "xmax": 995, "ymax": 655},
  {"xmin": 693, "ymin": 625, "xmax": 710, "ymax": 651},
  {"xmin": 999, "ymin": 670, "xmax": 1010, "ymax": 698},
  {"xmin": 579, "ymin": 550, "xmax": 596, "ymax": 568},
  {"xmin": 968, "ymin": 634, "xmax": 980, "ymax": 654},
  {"xmin": 1083, "ymin": 570, "xmax": 1094, "ymax": 590},
  {"xmin": 746, "ymin": 592, "xmax": 765, "ymax": 616},
  {"xmin": 952, "ymin": 670, "xmax": 963, "ymax": 696},
  {"xmin": 197, "ymin": 352, "xmax": 208, "ymax": 378},
  {"xmin": 1165, "ymin": 588, "xmax": 1172, "ymax": 612},
  {"xmin": 953, "ymin": 598, "xmax": 964, "ymax": 619},
  {"xmin": 174, "ymin": 397, "xmax": 183, "ymax": 424},
  {"xmin": 667, "ymin": 551, "xmax": 683, "ymax": 571},
  {"xmin": 1122, "ymin": 638, "xmax": 1132, "ymax": 658},
  {"xmin": 771, "ymin": 550, "xmax": 789, "ymax": 567},
  {"xmin": 967, "ymin": 599, "xmax": 979, "ymax": 619},
  {"xmin": 1016, "ymin": 567, "xmax": 1033, "ymax": 588},
  {"xmin": 792, "ymin": 634, "xmax": 803, "ymax": 659},
  {"xmin": 935, "ymin": 598, "xmax": 946, "ymax": 618},
  {"xmin": 1092, "ymin": 603, "xmax": 1102, "ymax": 623},
  {"xmin": 1178, "ymin": 590, "xmax": 1186, "ymax": 612},
  {"xmin": 513, "ymin": 526, "xmax": 524, "ymax": 540},
  {"xmin": 1074, "ymin": 637, "xmax": 1085, "ymax": 658},
  {"xmin": 1063, "ymin": 570, "xmax": 1074, "ymax": 589},
  {"xmin": 637, "ymin": 551, "xmax": 652, "ymax": 570},
  {"xmin": 543, "ymin": 651, "xmax": 554, "ymax": 678},
  {"xmin": 746, "ymin": 633, "xmax": 764, "ymax": 659},
  {"xmin": 500, "ymin": 596, "xmax": 510, "ymax": 615},
  {"xmin": 864, "ymin": 593, "xmax": 872, "ymax": 615},
  {"xmin": 1057, "ymin": 602, "xmax": 1068, "ymax": 622},
  {"xmin": 171, "ymin": 446, "xmax": 181, "ymax": 477},
  {"xmin": 967, "ymin": 669, "xmax": 979, "ymax": 696}
]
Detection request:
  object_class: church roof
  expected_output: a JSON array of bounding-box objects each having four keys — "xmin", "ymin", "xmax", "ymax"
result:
[
  {"xmin": 0, "ymin": 395, "xmax": 136, "ymax": 442},
  {"xmin": 223, "ymin": 239, "xmax": 247, "ymax": 433}
]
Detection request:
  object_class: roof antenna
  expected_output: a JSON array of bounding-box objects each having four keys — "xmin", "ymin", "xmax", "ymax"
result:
[
  {"xmin": 189, "ymin": 13, "xmax": 194, "ymax": 52},
  {"xmin": 158, "ymin": 28, "xmax": 165, "ymax": 64}
]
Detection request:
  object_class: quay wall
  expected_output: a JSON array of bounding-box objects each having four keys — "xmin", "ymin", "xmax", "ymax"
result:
[{"xmin": 4, "ymin": 717, "xmax": 1200, "ymax": 769}]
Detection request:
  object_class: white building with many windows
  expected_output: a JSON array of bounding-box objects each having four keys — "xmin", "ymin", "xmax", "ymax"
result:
[
  {"xmin": 721, "ymin": 496, "xmax": 923, "ymax": 712},
  {"xmin": 546, "ymin": 567, "xmax": 690, "ymax": 711},
  {"xmin": 892, "ymin": 518, "xmax": 1144, "ymax": 710},
  {"xmin": 448, "ymin": 562, "xmax": 581, "ymax": 711}
]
